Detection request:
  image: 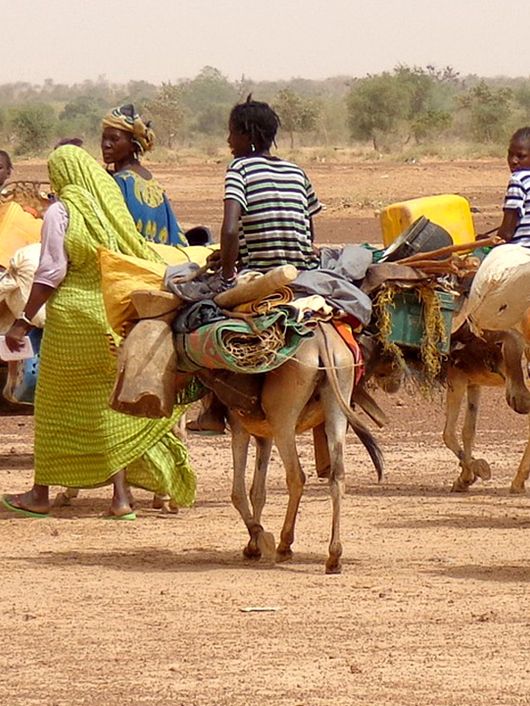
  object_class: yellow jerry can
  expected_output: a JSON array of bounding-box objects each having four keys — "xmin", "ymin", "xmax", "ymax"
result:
[{"xmin": 380, "ymin": 194, "xmax": 476, "ymax": 248}]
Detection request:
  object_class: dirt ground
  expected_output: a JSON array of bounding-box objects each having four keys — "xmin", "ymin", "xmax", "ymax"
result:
[{"xmin": 2, "ymin": 159, "xmax": 530, "ymax": 706}]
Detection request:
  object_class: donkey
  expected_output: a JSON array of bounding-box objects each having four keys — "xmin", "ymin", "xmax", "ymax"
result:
[
  {"xmin": 440, "ymin": 326, "xmax": 530, "ymax": 492},
  {"xmin": 200, "ymin": 322, "xmax": 383, "ymax": 574}
]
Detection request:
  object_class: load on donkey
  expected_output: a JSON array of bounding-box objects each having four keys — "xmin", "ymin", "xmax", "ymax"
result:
[
  {"xmin": 102, "ymin": 246, "xmax": 384, "ymax": 575},
  {"xmin": 102, "ymin": 192, "xmax": 528, "ymax": 573},
  {"xmin": 372, "ymin": 190, "xmax": 530, "ymax": 493}
]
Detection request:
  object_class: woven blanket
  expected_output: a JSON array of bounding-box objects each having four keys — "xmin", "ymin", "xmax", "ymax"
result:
[{"xmin": 175, "ymin": 310, "xmax": 314, "ymax": 374}]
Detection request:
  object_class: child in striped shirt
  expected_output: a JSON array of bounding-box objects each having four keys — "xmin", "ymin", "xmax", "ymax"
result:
[
  {"xmin": 220, "ymin": 96, "xmax": 321, "ymax": 285},
  {"xmin": 499, "ymin": 127, "xmax": 530, "ymax": 246}
]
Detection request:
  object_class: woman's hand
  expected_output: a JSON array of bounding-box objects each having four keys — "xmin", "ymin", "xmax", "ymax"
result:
[{"xmin": 5, "ymin": 320, "xmax": 30, "ymax": 352}]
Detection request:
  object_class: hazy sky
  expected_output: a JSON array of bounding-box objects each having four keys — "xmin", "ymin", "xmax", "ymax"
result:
[{"xmin": 2, "ymin": 0, "xmax": 529, "ymax": 85}]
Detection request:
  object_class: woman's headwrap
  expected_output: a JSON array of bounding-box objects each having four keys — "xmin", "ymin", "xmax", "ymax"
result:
[{"xmin": 101, "ymin": 104, "xmax": 155, "ymax": 155}]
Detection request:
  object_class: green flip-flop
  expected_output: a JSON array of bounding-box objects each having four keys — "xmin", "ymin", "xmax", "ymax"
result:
[
  {"xmin": 1, "ymin": 495, "xmax": 49, "ymax": 519},
  {"xmin": 103, "ymin": 511, "xmax": 137, "ymax": 521}
]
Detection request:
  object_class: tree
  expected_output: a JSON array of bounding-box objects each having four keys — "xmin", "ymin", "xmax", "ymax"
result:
[
  {"xmin": 514, "ymin": 84, "xmax": 530, "ymax": 121},
  {"xmin": 346, "ymin": 66, "xmax": 457, "ymax": 150},
  {"xmin": 180, "ymin": 66, "xmax": 238, "ymax": 136},
  {"xmin": 410, "ymin": 110, "xmax": 452, "ymax": 142},
  {"xmin": 393, "ymin": 65, "xmax": 454, "ymax": 143},
  {"xmin": 458, "ymin": 81, "xmax": 513, "ymax": 142},
  {"xmin": 346, "ymin": 73, "xmax": 409, "ymax": 150},
  {"xmin": 145, "ymin": 82, "xmax": 184, "ymax": 149},
  {"xmin": 274, "ymin": 89, "xmax": 319, "ymax": 148},
  {"xmin": 59, "ymin": 95, "xmax": 107, "ymax": 138},
  {"xmin": 10, "ymin": 104, "xmax": 56, "ymax": 154}
]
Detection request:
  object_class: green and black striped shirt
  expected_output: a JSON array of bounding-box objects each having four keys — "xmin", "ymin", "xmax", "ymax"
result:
[{"xmin": 225, "ymin": 155, "xmax": 321, "ymax": 272}]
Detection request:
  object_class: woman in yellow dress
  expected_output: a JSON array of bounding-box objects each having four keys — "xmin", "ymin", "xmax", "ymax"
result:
[{"xmin": 2, "ymin": 146, "xmax": 195, "ymax": 519}]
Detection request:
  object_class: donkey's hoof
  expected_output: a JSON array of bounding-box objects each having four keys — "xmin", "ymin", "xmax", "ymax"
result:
[
  {"xmin": 510, "ymin": 482, "xmax": 526, "ymax": 495},
  {"xmin": 325, "ymin": 560, "xmax": 342, "ymax": 575},
  {"xmin": 507, "ymin": 393, "xmax": 530, "ymax": 415},
  {"xmin": 276, "ymin": 548, "xmax": 293, "ymax": 563},
  {"xmin": 243, "ymin": 543, "xmax": 261, "ymax": 560},
  {"xmin": 470, "ymin": 458, "xmax": 491, "ymax": 481},
  {"xmin": 451, "ymin": 479, "xmax": 471, "ymax": 493},
  {"xmin": 257, "ymin": 531, "xmax": 276, "ymax": 561}
]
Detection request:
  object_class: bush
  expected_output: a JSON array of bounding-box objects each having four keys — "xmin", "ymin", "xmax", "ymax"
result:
[{"xmin": 10, "ymin": 104, "xmax": 56, "ymax": 154}]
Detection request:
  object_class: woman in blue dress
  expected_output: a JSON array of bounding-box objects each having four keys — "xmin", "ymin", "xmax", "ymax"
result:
[{"xmin": 101, "ymin": 104, "xmax": 188, "ymax": 246}]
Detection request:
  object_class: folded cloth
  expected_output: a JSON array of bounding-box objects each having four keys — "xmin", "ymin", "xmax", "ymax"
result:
[
  {"xmin": 174, "ymin": 310, "xmax": 314, "ymax": 374},
  {"xmin": 233, "ymin": 286, "xmax": 293, "ymax": 314},
  {"xmin": 331, "ymin": 321, "xmax": 364, "ymax": 386},
  {"xmin": 291, "ymin": 245, "xmax": 373, "ymax": 324},
  {"xmin": 287, "ymin": 294, "xmax": 334, "ymax": 322},
  {"xmin": 172, "ymin": 299, "xmax": 227, "ymax": 333}
]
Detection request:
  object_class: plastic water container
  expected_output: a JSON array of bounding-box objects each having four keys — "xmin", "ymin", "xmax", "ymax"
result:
[
  {"xmin": 0, "ymin": 202, "xmax": 42, "ymax": 268},
  {"xmin": 380, "ymin": 194, "xmax": 476, "ymax": 248}
]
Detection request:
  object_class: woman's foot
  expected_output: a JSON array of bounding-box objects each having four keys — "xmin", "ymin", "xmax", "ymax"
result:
[
  {"xmin": 105, "ymin": 502, "xmax": 136, "ymax": 520},
  {"xmin": 2, "ymin": 488, "xmax": 50, "ymax": 517},
  {"xmin": 106, "ymin": 469, "xmax": 136, "ymax": 519},
  {"xmin": 152, "ymin": 494, "xmax": 179, "ymax": 513},
  {"xmin": 186, "ymin": 394, "xmax": 226, "ymax": 434}
]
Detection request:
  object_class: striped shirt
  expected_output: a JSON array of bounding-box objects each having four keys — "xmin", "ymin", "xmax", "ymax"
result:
[
  {"xmin": 224, "ymin": 155, "xmax": 321, "ymax": 271},
  {"xmin": 504, "ymin": 169, "xmax": 530, "ymax": 246}
]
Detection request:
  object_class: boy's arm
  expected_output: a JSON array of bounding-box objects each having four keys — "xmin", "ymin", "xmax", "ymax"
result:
[
  {"xmin": 220, "ymin": 199, "xmax": 242, "ymax": 279},
  {"xmin": 497, "ymin": 209, "xmax": 519, "ymax": 242}
]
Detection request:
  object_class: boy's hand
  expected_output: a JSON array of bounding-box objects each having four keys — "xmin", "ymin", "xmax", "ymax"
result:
[{"xmin": 206, "ymin": 250, "xmax": 221, "ymax": 271}]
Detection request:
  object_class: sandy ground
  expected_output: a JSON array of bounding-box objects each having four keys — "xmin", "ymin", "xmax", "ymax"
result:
[{"xmin": 2, "ymin": 160, "xmax": 530, "ymax": 706}]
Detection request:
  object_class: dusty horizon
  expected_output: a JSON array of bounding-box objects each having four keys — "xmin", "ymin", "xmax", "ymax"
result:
[{"xmin": 3, "ymin": 0, "xmax": 530, "ymax": 86}]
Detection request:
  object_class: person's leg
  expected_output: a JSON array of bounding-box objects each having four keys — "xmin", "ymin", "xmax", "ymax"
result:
[
  {"xmin": 186, "ymin": 392, "xmax": 226, "ymax": 434},
  {"xmin": 3, "ymin": 484, "xmax": 50, "ymax": 515},
  {"xmin": 109, "ymin": 470, "xmax": 136, "ymax": 518}
]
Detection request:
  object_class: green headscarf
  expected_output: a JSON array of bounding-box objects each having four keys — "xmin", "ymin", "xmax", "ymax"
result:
[{"xmin": 47, "ymin": 145, "xmax": 161, "ymax": 262}]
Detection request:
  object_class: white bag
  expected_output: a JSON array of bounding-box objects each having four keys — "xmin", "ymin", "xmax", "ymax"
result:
[
  {"xmin": 0, "ymin": 243, "xmax": 45, "ymax": 332},
  {"xmin": 466, "ymin": 244, "xmax": 530, "ymax": 334}
]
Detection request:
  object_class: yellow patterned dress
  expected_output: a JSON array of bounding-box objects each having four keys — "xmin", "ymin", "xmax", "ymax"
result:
[{"xmin": 34, "ymin": 146, "xmax": 195, "ymax": 505}]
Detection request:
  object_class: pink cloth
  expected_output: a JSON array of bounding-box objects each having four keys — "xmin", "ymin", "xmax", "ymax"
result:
[{"xmin": 33, "ymin": 201, "xmax": 68, "ymax": 289}]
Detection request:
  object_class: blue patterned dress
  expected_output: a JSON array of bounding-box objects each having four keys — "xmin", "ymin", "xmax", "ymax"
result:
[{"xmin": 113, "ymin": 169, "xmax": 187, "ymax": 246}]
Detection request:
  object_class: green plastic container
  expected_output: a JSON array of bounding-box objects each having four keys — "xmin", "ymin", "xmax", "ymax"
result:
[{"xmin": 386, "ymin": 290, "xmax": 457, "ymax": 353}]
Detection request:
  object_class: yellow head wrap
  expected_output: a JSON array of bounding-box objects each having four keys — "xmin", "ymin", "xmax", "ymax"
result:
[{"xmin": 101, "ymin": 104, "xmax": 155, "ymax": 155}]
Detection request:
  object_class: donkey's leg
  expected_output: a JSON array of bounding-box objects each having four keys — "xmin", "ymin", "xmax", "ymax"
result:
[
  {"xmin": 444, "ymin": 370, "xmax": 478, "ymax": 492},
  {"xmin": 262, "ymin": 355, "xmax": 318, "ymax": 563},
  {"xmin": 511, "ymin": 416, "xmax": 530, "ymax": 494},
  {"xmin": 462, "ymin": 384, "xmax": 491, "ymax": 481},
  {"xmin": 502, "ymin": 330, "xmax": 530, "ymax": 414},
  {"xmin": 249, "ymin": 436, "xmax": 275, "ymax": 559},
  {"xmin": 319, "ymin": 371, "xmax": 351, "ymax": 575},
  {"xmin": 229, "ymin": 414, "xmax": 271, "ymax": 559},
  {"xmin": 271, "ymin": 429, "xmax": 305, "ymax": 563}
]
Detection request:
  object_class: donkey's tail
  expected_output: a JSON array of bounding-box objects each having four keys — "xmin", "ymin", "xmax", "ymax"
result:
[{"xmin": 318, "ymin": 324, "xmax": 384, "ymax": 481}]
